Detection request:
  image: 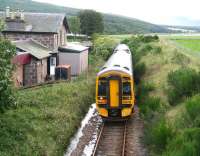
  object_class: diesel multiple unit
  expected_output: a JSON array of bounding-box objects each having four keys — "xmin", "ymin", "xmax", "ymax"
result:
[{"xmin": 96, "ymin": 44, "xmax": 135, "ymax": 120}]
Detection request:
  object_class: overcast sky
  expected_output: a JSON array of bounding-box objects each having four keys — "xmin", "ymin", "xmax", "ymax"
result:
[{"xmin": 34, "ymin": 0, "xmax": 200, "ymax": 26}]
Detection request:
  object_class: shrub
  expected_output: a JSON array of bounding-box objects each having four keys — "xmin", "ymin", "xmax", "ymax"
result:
[
  {"xmin": 93, "ymin": 36, "xmax": 118, "ymax": 60},
  {"xmin": 163, "ymin": 128, "xmax": 200, "ymax": 156},
  {"xmin": 134, "ymin": 62, "xmax": 146, "ymax": 84},
  {"xmin": 151, "ymin": 46, "xmax": 162, "ymax": 54},
  {"xmin": 171, "ymin": 51, "xmax": 190, "ymax": 66},
  {"xmin": 167, "ymin": 68, "xmax": 200, "ymax": 105},
  {"xmin": 136, "ymin": 82, "xmax": 154, "ymax": 103},
  {"xmin": 137, "ymin": 35, "xmax": 159, "ymax": 43},
  {"xmin": 185, "ymin": 95, "xmax": 200, "ymax": 127},
  {"xmin": 139, "ymin": 96, "xmax": 161, "ymax": 119},
  {"xmin": 0, "ymin": 38, "xmax": 16, "ymax": 112},
  {"xmin": 145, "ymin": 118, "xmax": 174, "ymax": 154}
]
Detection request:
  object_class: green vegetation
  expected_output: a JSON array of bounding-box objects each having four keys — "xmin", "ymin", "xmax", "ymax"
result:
[
  {"xmin": 92, "ymin": 35, "xmax": 119, "ymax": 60},
  {"xmin": 167, "ymin": 68, "xmax": 200, "ymax": 105},
  {"xmin": 0, "ymin": 80, "xmax": 94, "ymax": 155},
  {"xmin": 174, "ymin": 39, "xmax": 200, "ymax": 52},
  {"xmin": 68, "ymin": 16, "xmax": 81, "ymax": 34},
  {"xmin": 0, "ymin": 0, "xmax": 169, "ymax": 34},
  {"xmin": 0, "ymin": 37, "xmax": 16, "ymax": 112},
  {"xmin": 79, "ymin": 10, "xmax": 104, "ymax": 35}
]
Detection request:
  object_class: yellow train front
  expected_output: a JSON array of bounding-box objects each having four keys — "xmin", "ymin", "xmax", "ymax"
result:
[{"xmin": 96, "ymin": 44, "xmax": 135, "ymax": 121}]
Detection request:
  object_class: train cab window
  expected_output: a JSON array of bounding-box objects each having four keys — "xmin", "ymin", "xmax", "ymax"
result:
[
  {"xmin": 123, "ymin": 82, "xmax": 131, "ymax": 95},
  {"xmin": 98, "ymin": 81, "xmax": 107, "ymax": 96}
]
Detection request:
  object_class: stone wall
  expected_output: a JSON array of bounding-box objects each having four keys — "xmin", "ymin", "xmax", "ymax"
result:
[{"xmin": 4, "ymin": 32, "xmax": 56, "ymax": 50}]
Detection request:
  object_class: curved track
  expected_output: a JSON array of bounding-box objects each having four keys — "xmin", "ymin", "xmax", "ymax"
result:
[{"xmin": 92, "ymin": 121, "xmax": 127, "ymax": 156}]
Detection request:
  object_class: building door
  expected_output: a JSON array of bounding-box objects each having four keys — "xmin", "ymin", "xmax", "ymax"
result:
[
  {"xmin": 50, "ymin": 57, "xmax": 56, "ymax": 76},
  {"xmin": 23, "ymin": 62, "xmax": 37, "ymax": 86},
  {"xmin": 109, "ymin": 80, "xmax": 119, "ymax": 107}
]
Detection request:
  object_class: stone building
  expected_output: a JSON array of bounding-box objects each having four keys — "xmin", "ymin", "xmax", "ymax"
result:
[
  {"xmin": 0, "ymin": 7, "xmax": 69, "ymax": 51},
  {"xmin": 0, "ymin": 7, "xmax": 70, "ymax": 86}
]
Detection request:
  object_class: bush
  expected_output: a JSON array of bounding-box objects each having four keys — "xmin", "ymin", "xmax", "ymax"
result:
[
  {"xmin": 92, "ymin": 36, "xmax": 118, "ymax": 60},
  {"xmin": 139, "ymin": 96, "xmax": 161, "ymax": 119},
  {"xmin": 0, "ymin": 38, "xmax": 16, "ymax": 112},
  {"xmin": 136, "ymin": 82, "xmax": 155, "ymax": 104},
  {"xmin": 145, "ymin": 119, "xmax": 174, "ymax": 154},
  {"xmin": 138, "ymin": 35, "xmax": 159, "ymax": 43},
  {"xmin": 167, "ymin": 68, "xmax": 200, "ymax": 105},
  {"xmin": 134, "ymin": 62, "xmax": 146, "ymax": 84},
  {"xmin": 185, "ymin": 95, "xmax": 200, "ymax": 127},
  {"xmin": 171, "ymin": 51, "xmax": 190, "ymax": 66},
  {"xmin": 151, "ymin": 46, "xmax": 162, "ymax": 54},
  {"xmin": 163, "ymin": 128, "xmax": 200, "ymax": 156}
]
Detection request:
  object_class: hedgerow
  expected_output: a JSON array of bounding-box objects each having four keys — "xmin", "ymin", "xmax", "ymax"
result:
[{"xmin": 0, "ymin": 38, "xmax": 16, "ymax": 112}]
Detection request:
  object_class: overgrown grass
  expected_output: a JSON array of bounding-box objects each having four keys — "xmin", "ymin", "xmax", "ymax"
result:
[{"xmin": 0, "ymin": 55, "xmax": 104, "ymax": 156}]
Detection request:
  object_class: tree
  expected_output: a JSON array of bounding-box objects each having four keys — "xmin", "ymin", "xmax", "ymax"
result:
[
  {"xmin": 68, "ymin": 16, "xmax": 81, "ymax": 34},
  {"xmin": 0, "ymin": 21, "xmax": 16, "ymax": 112},
  {"xmin": 78, "ymin": 10, "xmax": 104, "ymax": 36}
]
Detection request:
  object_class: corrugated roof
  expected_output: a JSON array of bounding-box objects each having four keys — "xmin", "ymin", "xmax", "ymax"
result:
[
  {"xmin": 0, "ymin": 12, "xmax": 69, "ymax": 33},
  {"xmin": 59, "ymin": 43, "xmax": 89, "ymax": 53},
  {"xmin": 13, "ymin": 39, "xmax": 51, "ymax": 59}
]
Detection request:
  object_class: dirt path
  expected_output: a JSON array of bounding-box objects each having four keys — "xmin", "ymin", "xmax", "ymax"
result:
[{"xmin": 65, "ymin": 105, "xmax": 148, "ymax": 156}]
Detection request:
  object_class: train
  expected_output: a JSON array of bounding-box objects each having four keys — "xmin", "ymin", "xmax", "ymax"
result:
[{"xmin": 96, "ymin": 44, "xmax": 135, "ymax": 120}]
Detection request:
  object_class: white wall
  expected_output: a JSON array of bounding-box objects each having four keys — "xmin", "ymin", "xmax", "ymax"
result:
[
  {"xmin": 58, "ymin": 50, "xmax": 88, "ymax": 76},
  {"xmin": 59, "ymin": 52, "xmax": 80, "ymax": 75}
]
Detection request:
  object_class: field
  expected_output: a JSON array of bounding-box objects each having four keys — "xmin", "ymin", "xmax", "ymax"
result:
[{"xmin": 160, "ymin": 35, "xmax": 200, "ymax": 54}]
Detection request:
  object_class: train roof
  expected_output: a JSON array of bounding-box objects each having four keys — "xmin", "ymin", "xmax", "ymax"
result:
[
  {"xmin": 114, "ymin": 44, "xmax": 130, "ymax": 51},
  {"xmin": 97, "ymin": 44, "xmax": 133, "ymax": 76}
]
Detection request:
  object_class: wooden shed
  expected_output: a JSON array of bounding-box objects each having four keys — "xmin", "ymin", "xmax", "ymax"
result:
[{"xmin": 58, "ymin": 43, "xmax": 89, "ymax": 76}]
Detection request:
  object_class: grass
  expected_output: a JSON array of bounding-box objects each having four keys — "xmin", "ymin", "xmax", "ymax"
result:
[
  {"xmin": 0, "ymin": 55, "xmax": 104, "ymax": 156},
  {"xmin": 173, "ymin": 39, "xmax": 200, "ymax": 52}
]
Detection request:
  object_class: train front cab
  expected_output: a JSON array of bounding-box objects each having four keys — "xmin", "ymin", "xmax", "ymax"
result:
[{"xmin": 96, "ymin": 71, "xmax": 135, "ymax": 120}]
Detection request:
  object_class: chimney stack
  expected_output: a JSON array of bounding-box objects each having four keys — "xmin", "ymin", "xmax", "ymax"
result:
[{"xmin": 5, "ymin": 6, "xmax": 10, "ymax": 18}]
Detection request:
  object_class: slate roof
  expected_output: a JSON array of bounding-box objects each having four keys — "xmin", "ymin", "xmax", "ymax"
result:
[
  {"xmin": 0, "ymin": 12, "xmax": 69, "ymax": 33},
  {"xmin": 13, "ymin": 39, "xmax": 51, "ymax": 59}
]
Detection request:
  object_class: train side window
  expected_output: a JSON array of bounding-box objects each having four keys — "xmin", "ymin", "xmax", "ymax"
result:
[
  {"xmin": 98, "ymin": 81, "xmax": 107, "ymax": 96},
  {"xmin": 123, "ymin": 82, "xmax": 131, "ymax": 95}
]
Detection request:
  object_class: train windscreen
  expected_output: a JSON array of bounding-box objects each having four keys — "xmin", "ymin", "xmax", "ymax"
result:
[
  {"xmin": 98, "ymin": 81, "xmax": 107, "ymax": 96},
  {"xmin": 123, "ymin": 82, "xmax": 131, "ymax": 96}
]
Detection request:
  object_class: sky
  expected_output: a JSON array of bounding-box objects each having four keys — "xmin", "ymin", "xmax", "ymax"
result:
[{"xmin": 34, "ymin": 0, "xmax": 200, "ymax": 26}]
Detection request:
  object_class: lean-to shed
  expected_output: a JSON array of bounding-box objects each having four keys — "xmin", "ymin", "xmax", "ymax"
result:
[{"xmin": 58, "ymin": 43, "xmax": 89, "ymax": 76}]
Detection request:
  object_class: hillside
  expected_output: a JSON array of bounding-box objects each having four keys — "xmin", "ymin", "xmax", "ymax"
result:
[{"xmin": 0, "ymin": 0, "xmax": 169, "ymax": 34}]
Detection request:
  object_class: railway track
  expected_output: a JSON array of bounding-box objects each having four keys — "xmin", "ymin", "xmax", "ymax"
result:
[{"xmin": 92, "ymin": 121, "xmax": 127, "ymax": 156}]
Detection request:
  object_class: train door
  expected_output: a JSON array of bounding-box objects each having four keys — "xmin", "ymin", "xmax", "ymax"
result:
[{"xmin": 109, "ymin": 79, "xmax": 119, "ymax": 107}]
